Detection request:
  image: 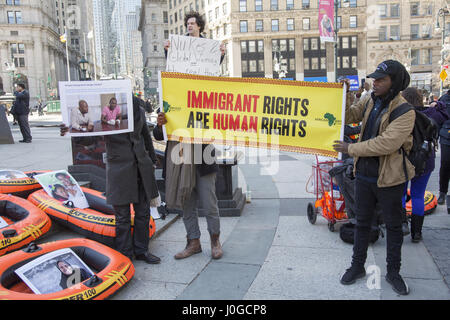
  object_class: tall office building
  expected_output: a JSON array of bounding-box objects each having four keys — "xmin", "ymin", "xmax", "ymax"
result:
[
  {"xmin": 367, "ymin": 0, "xmax": 446, "ymax": 95},
  {"xmin": 0, "ymin": 0, "xmax": 87, "ymax": 103},
  {"xmin": 139, "ymin": 0, "xmax": 169, "ymax": 97},
  {"xmin": 93, "ymin": 0, "xmax": 117, "ymax": 76}
]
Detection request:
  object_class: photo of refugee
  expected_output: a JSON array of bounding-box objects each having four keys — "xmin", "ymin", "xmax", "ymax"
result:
[
  {"xmin": 59, "ymin": 80, "xmax": 133, "ymax": 137},
  {"xmin": 34, "ymin": 170, "xmax": 89, "ymax": 209},
  {"xmin": 15, "ymin": 248, "xmax": 94, "ymax": 294},
  {"xmin": 0, "ymin": 169, "xmax": 28, "ymax": 180}
]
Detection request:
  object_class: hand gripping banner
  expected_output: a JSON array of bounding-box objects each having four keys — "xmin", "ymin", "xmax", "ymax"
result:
[{"xmin": 158, "ymin": 72, "xmax": 346, "ymax": 158}]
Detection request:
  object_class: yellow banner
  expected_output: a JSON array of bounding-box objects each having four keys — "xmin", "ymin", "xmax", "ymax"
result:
[{"xmin": 159, "ymin": 72, "xmax": 345, "ymax": 157}]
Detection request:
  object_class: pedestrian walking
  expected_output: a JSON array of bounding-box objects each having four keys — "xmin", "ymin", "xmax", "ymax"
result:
[
  {"xmin": 13, "ymin": 83, "xmax": 32, "ymax": 143},
  {"xmin": 156, "ymin": 11, "xmax": 226, "ymax": 260},
  {"xmin": 401, "ymin": 87, "xmax": 449, "ymax": 241},
  {"xmin": 437, "ymin": 91, "xmax": 450, "ymax": 206},
  {"xmin": 333, "ymin": 60, "xmax": 415, "ymax": 295}
]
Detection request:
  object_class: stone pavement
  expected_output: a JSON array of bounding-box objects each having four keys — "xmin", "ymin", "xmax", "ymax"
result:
[{"xmin": 1, "ymin": 114, "xmax": 450, "ymax": 300}]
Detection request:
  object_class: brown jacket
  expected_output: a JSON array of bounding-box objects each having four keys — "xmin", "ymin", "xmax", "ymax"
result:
[{"xmin": 345, "ymin": 93, "xmax": 415, "ymax": 187}]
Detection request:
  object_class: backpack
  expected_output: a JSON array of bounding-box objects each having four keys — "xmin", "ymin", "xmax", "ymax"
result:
[
  {"xmin": 389, "ymin": 103, "xmax": 439, "ymax": 179},
  {"xmin": 339, "ymin": 222, "xmax": 381, "ymax": 244}
]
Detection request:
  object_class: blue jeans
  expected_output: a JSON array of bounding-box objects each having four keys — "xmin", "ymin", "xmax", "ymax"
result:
[{"xmin": 403, "ymin": 173, "xmax": 431, "ymax": 217}]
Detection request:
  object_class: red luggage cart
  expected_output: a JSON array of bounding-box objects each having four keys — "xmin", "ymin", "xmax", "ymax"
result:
[{"xmin": 306, "ymin": 155, "xmax": 349, "ymax": 232}]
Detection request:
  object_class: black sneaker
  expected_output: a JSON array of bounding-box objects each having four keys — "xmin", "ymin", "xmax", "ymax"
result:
[
  {"xmin": 386, "ymin": 273, "xmax": 409, "ymax": 295},
  {"xmin": 437, "ymin": 192, "xmax": 446, "ymax": 205},
  {"xmin": 340, "ymin": 265, "xmax": 366, "ymax": 285}
]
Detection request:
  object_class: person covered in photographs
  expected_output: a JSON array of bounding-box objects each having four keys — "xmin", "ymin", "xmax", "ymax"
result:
[{"xmin": 101, "ymin": 97, "xmax": 122, "ymax": 126}]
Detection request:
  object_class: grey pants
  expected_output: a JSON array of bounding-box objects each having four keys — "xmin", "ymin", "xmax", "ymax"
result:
[
  {"xmin": 17, "ymin": 114, "xmax": 32, "ymax": 142},
  {"xmin": 182, "ymin": 171, "xmax": 220, "ymax": 240}
]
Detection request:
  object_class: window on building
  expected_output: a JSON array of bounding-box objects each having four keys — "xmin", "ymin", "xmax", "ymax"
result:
[
  {"xmin": 242, "ymin": 60, "xmax": 248, "ymax": 73},
  {"xmin": 349, "ymin": 15, "xmax": 357, "ymax": 28},
  {"xmin": 303, "ymin": 38, "xmax": 309, "ymax": 50},
  {"xmin": 342, "ymin": 37, "xmax": 349, "ymax": 49},
  {"xmin": 410, "ymin": 2, "xmax": 419, "ymax": 16},
  {"xmin": 241, "ymin": 41, "xmax": 247, "ymax": 53},
  {"xmin": 304, "ymin": 58, "xmax": 310, "ymax": 70},
  {"xmin": 310, "ymin": 38, "xmax": 318, "ymax": 50},
  {"xmin": 336, "ymin": 16, "xmax": 341, "ymax": 29},
  {"xmin": 249, "ymin": 60, "xmax": 257, "ymax": 72},
  {"xmin": 320, "ymin": 57, "xmax": 326, "ymax": 69},
  {"xmin": 390, "ymin": 3, "xmax": 400, "ymax": 17},
  {"xmin": 249, "ymin": 41, "xmax": 256, "ymax": 53},
  {"xmin": 302, "ymin": 17, "xmax": 310, "ymax": 30},
  {"xmin": 411, "ymin": 49, "xmax": 420, "ymax": 65},
  {"xmin": 423, "ymin": 48, "xmax": 432, "ymax": 65},
  {"xmin": 287, "ymin": 18, "xmax": 294, "ymax": 31},
  {"xmin": 14, "ymin": 57, "xmax": 25, "ymax": 68},
  {"xmin": 239, "ymin": 0, "xmax": 246, "ymax": 12},
  {"xmin": 163, "ymin": 11, "xmax": 168, "ymax": 23},
  {"xmin": 223, "ymin": 3, "xmax": 227, "ymax": 14},
  {"xmin": 311, "ymin": 57, "xmax": 319, "ymax": 70},
  {"xmin": 271, "ymin": 0, "xmax": 278, "ymax": 11},
  {"xmin": 255, "ymin": 19, "xmax": 263, "ymax": 32},
  {"xmin": 215, "ymin": 7, "xmax": 219, "ymax": 18},
  {"xmin": 351, "ymin": 36, "xmax": 357, "ymax": 48},
  {"xmin": 240, "ymin": 20, "xmax": 248, "ymax": 32},
  {"xmin": 379, "ymin": 26, "xmax": 387, "ymax": 41},
  {"xmin": 349, "ymin": 0, "xmax": 357, "ymax": 7},
  {"xmin": 378, "ymin": 4, "xmax": 387, "ymax": 17},
  {"xmin": 302, "ymin": 0, "xmax": 310, "ymax": 9},
  {"xmin": 410, "ymin": 24, "xmax": 419, "ymax": 39},
  {"xmin": 259, "ymin": 60, "xmax": 265, "ymax": 72},
  {"xmin": 255, "ymin": 0, "xmax": 262, "ymax": 11},
  {"xmin": 390, "ymin": 25, "xmax": 400, "ymax": 40},
  {"xmin": 164, "ymin": 30, "xmax": 169, "ymax": 39},
  {"xmin": 422, "ymin": 24, "xmax": 431, "ymax": 38},
  {"xmin": 272, "ymin": 19, "xmax": 279, "ymax": 31},
  {"xmin": 258, "ymin": 40, "xmax": 264, "ymax": 52},
  {"xmin": 287, "ymin": 0, "xmax": 294, "ymax": 10}
]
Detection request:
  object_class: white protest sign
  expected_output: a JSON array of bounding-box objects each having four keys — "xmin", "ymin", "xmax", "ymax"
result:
[{"xmin": 166, "ymin": 35, "xmax": 221, "ymax": 76}]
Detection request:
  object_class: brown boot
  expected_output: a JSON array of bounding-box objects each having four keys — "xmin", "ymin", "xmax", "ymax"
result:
[
  {"xmin": 210, "ymin": 233, "xmax": 223, "ymax": 259},
  {"xmin": 174, "ymin": 238, "xmax": 202, "ymax": 260}
]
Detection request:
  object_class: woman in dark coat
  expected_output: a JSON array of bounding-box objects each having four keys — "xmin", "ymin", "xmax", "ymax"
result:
[{"xmin": 401, "ymin": 87, "xmax": 449, "ymax": 242}]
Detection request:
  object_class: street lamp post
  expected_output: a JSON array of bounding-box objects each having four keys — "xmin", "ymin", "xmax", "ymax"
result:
[
  {"xmin": 78, "ymin": 57, "xmax": 90, "ymax": 81},
  {"xmin": 334, "ymin": 0, "xmax": 349, "ymax": 82},
  {"xmin": 437, "ymin": 8, "xmax": 449, "ymax": 97}
]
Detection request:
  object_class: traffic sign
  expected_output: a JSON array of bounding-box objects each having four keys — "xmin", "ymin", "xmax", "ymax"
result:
[{"xmin": 440, "ymin": 69, "xmax": 448, "ymax": 82}]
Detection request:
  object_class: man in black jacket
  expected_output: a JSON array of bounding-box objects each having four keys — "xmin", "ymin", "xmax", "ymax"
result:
[
  {"xmin": 158, "ymin": 11, "xmax": 225, "ymax": 260},
  {"xmin": 13, "ymin": 83, "xmax": 32, "ymax": 143}
]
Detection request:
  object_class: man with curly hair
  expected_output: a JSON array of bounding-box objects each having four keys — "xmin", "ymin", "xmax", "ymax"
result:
[{"xmin": 158, "ymin": 11, "xmax": 226, "ymax": 261}]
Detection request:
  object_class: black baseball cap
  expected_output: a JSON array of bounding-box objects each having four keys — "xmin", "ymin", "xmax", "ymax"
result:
[{"xmin": 367, "ymin": 60, "xmax": 405, "ymax": 80}]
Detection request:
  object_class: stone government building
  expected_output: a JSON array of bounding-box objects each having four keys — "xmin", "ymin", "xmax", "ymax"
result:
[
  {"xmin": 142, "ymin": 0, "xmax": 449, "ymax": 97},
  {"xmin": 0, "ymin": 0, "xmax": 95, "ymax": 106}
]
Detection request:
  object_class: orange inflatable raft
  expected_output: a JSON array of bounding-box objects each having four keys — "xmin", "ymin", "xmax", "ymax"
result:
[
  {"xmin": 405, "ymin": 190, "xmax": 438, "ymax": 216},
  {"xmin": 0, "ymin": 238, "xmax": 134, "ymax": 300},
  {"xmin": 0, "ymin": 194, "xmax": 51, "ymax": 256},
  {"xmin": 28, "ymin": 187, "xmax": 156, "ymax": 247},
  {"xmin": 0, "ymin": 171, "xmax": 48, "ymax": 198}
]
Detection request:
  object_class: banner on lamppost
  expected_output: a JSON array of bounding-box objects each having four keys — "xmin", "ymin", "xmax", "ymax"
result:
[{"xmin": 319, "ymin": 0, "xmax": 335, "ymax": 43}]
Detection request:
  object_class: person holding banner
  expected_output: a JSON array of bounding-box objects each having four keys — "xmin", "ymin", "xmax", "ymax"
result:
[
  {"xmin": 159, "ymin": 11, "xmax": 224, "ymax": 261},
  {"xmin": 333, "ymin": 60, "xmax": 415, "ymax": 296}
]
